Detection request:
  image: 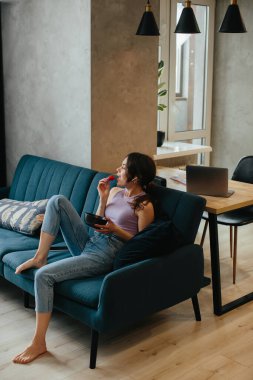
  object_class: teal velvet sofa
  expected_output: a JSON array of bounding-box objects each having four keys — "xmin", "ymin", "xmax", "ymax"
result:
[{"xmin": 0, "ymin": 154, "xmax": 207, "ymax": 369}]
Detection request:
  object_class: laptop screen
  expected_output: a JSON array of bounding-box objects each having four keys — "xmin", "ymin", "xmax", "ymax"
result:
[{"xmin": 186, "ymin": 165, "xmax": 232, "ymax": 197}]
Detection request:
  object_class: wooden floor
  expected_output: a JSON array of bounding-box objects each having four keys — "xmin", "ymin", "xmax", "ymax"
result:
[{"xmin": 1, "ymin": 221, "xmax": 253, "ymax": 379}]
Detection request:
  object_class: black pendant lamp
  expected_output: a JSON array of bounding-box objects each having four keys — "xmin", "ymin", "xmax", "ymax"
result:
[
  {"xmin": 175, "ymin": 0, "xmax": 200, "ymax": 34},
  {"xmin": 219, "ymin": 0, "xmax": 247, "ymax": 33},
  {"xmin": 136, "ymin": 0, "xmax": 160, "ymax": 36}
]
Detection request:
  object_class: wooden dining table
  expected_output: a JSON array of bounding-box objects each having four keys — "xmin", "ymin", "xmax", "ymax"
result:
[{"xmin": 157, "ymin": 167, "xmax": 253, "ymax": 316}]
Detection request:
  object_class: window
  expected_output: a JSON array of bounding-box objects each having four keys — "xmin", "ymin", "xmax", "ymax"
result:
[{"xmin": 158, "ymin": 0, "xmax": 215, "ymax": 164}]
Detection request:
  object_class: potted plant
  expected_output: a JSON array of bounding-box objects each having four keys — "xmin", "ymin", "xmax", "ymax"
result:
[{"xmin": 157, "ymin": 60, "xmax": 167, "ymax": 147}]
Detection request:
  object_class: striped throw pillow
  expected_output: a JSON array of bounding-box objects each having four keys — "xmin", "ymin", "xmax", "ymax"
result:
[{"xmin": 0, "ymin": 199, "xmax": 48, "ymax": 235}]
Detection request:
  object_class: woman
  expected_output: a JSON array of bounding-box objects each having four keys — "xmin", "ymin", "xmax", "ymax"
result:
[{"xmin": 13, "ymin": 152, "xmax": 156, "ymax": 364}]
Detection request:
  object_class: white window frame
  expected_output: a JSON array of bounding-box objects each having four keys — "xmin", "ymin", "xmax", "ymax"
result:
[{"xmin": 159, "ymin": 0, "xmax": 215, "ymax": 162}]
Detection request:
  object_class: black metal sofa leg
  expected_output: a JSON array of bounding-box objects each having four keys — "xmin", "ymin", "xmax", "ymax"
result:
[
  {"xmin": 191, "ymin": 295, "xmax": 201, "ymax": 321},
  {"xmin": 90, "ymin": 329, "xmax": 99, "ymax": 369},
  {"xmin": 23, "ymin": 291, "xmax": 30, "ymax": 308}
]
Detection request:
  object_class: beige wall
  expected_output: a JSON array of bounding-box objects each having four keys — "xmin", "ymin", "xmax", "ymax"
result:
[
  {"xmin": 91, "ymin": 0, "xmax": 159, "ymax": 172},
  {"xmin": 211, "ymin": 0, "xmax": 253, "ymax": 175},
  {"xmin": 2, "ymin": 0, "xmax": 159, "ymax": 180}
]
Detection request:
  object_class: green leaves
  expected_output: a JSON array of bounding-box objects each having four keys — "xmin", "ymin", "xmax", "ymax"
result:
[
  {"xmin": 157, "ymin": 104, "xmax": 167, "ymax": 111},
  {"xmin": 158, "ymin": 89, "xmax": 167, "ymax": 97},
  {"xmin": 158, "ymin": 60, "xmax": 164, "ymax": 78},
  {"xmin": 158, "ymin": 60, "xmax": 168, "ymax": 111}
]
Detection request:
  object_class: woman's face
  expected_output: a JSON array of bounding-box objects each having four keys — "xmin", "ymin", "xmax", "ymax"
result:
[{"xmin": 116, "ymin": 157, "xmax": 128, "ymax": 187}]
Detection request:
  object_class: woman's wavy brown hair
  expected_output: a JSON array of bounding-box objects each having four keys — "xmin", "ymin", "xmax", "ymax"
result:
[{"xmin": 125, "ymin": 152, "xmax": 156, "ymax": 211}]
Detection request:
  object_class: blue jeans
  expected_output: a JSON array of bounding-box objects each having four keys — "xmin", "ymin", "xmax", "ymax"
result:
[{"xmin": 35, "ymin": 195, "xmax": 125, "ymax": 312}]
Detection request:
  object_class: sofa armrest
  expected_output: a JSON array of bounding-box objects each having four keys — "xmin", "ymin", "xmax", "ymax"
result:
[
  {"xmin": 95, "ymin": 244, "xmax": 204, "ymax": 333},
  {"xmin": 0, "ymin": 186, "xmax": 10, "ymax": 199}
]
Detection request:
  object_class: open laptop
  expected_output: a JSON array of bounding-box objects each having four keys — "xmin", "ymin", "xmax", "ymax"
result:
[{"xmin": 186, "ymin": 165, "xmax": 234, "ymax": 197}]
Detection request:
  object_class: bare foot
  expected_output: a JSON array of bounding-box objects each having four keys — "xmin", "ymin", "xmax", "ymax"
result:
[
  {"xmin": 15, "ymin": 257, "xmax": 47, "ymax": 274},
  {"xmin": 13, "ymin": 342, "xmax": 47, "ymax": 364}
]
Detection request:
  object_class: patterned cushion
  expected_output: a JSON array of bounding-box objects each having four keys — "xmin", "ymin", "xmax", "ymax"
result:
[{"xmin": 0, "ymin": 199, "xmax": 48, "ymax": 235}]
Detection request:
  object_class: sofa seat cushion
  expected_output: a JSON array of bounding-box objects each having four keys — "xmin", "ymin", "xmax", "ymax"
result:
[
  {"xmin": 55, "ymin": 276, "xmax": 105, "ymax": 309},
  {"xmin": 3, "ymin": 249, "xmax": 73, "ymax": 278},
  {"xmin": 0, "ymin": 228, "xmax": 40, "ymax": 257},
  {"xmin": 3, "ymin": 249, "xmax": 104, "ymax": 309},
  {"xmin": 0, "ymin": 228, "xmax": 64, "ymax": 274},
  {"xmin": 0, "ymin": 228, "xmax": 40, "ymax": 275}
]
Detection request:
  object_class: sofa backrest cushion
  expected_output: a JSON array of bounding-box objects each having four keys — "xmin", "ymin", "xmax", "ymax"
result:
[
  {"xmin": 9, "ymin": 155, "xmax": 97, "ymax": 216},
  {"xmin": 150, "ymin": 185, "xmax": 206, "ymax": 243}
]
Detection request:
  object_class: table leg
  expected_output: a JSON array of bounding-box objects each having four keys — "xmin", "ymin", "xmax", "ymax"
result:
[
  {"xmin": 208, "ymin": 213, "xmax": 223, "ymax": 315},
  {"xmin": 209, "ymin": 212, "xmax": 253, "ymax": 315}
]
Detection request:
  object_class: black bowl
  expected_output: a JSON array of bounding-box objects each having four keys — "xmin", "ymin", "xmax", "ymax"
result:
[{"xmin": 84, "ymin": 212, "xmax": 107, "ymax": 228}]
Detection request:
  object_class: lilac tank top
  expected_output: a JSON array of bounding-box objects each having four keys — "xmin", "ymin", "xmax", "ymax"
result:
[{"xmin": 105, "ymin": 189, "xmax": 145, "ymax": 236}]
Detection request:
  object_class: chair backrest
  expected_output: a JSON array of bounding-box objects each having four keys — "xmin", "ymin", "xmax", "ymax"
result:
[
  {"xmin": 232, "ymin": 156, "xmax": 253, "ymax": 184},
  {"xmin": 153, "ymin": 175, "xmax": 167, "ymax": 187}
]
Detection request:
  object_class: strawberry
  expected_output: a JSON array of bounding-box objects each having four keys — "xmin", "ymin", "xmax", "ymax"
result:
[{"xmin": 107, "ymin": 175, "xmax": 115, "ymax": 181}]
